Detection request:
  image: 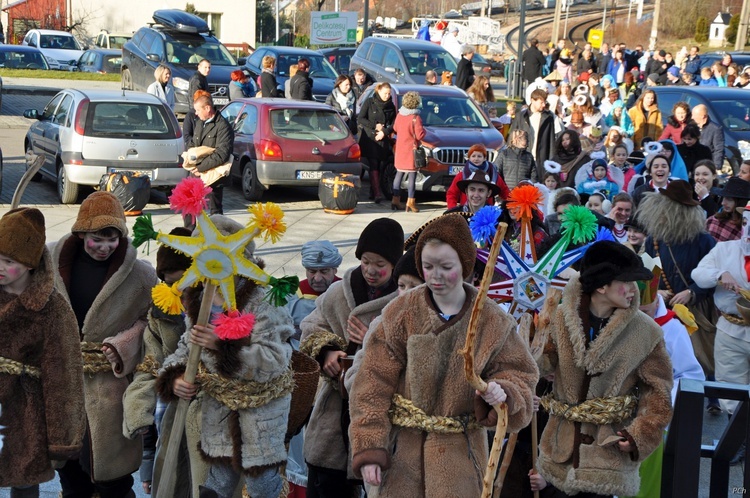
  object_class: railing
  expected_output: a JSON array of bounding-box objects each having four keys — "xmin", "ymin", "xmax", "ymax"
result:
[{"xmin": 662, "ymin": 379, "xmax": 750, "ymax": 497}]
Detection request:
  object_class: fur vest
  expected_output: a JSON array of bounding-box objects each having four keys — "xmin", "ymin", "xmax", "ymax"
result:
[
  {"xmin": 50, "ymin": 234, "xmax": 157, "ymax": 482},
  {"xmin": 300, "ymin": 266, "xmax": 399, "ymax": 473},
  {"xmin": 0, "ymin": 248, "xmax": 85, "ymax": 486},
  {"xmin": 538, "ymin": 276, "xmax": 673, "ymax": 496},
  {"xmin": 348, "ymin": 284, "xmax": 538, "ymax": 497}
]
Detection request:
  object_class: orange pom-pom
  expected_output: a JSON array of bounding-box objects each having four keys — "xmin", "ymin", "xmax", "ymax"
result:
[
  {"xmin": 507, "ymin": 184, "xmax": 545, "ymax": 221},
  {"xmin": 213, "ymin": 309, "xmax": 255, "ymax": 340}
]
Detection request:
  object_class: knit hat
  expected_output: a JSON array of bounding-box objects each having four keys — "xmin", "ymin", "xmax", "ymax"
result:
[
  {"xmin": 579, "ymin": 240, "xmax": 653, "ymax": 294},
  {"xmin": 301, "ymin": 240, "xmax": 342, "ymax": 269},
  {"xmin": 668, "ymin": 66, "xmax": 680, "ymax": 78},
  {"xmin": 468, "ymin": 144, "xmax": 488, "ymax": 159},
  {"xmin": 0, "ymin": 208, "xmax": 46, "ymax": 269},
  {"xmin": 393, "ymin": 246, "xmax": 421, "ymax": 282},
  {"xmin": 156, "ymin": 227, "xmax": 193, "ymax": 281},
  {"xmin": 647, "ymin": 73, "xmax": 659, "ymax": 83},
  {"xmin": 71, "ymin": 191, "xmax": 128, "ymax": 237},
  {"xmin": 355, "ymin": 218, "xmax": 404, "ymax": 267},
  {"xmin": 415, "ymin": 214, "xmax": 476, "ymax": 279}
]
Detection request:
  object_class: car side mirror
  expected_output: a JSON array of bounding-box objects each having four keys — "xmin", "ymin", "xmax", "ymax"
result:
[
  {"xmin": 384, "ymin": 67, "xmax": 396, "ymax": 73},
  {"xmin": 23, "ymin": 109, "xmax": 39, "ymax": 120},
  {"xmin": 146, "ymin": 53, "xmax": 161, "ymax": 62},
  {"xmin": 237, "ymin": 57, "xmax": 247, "ymax": 66}
]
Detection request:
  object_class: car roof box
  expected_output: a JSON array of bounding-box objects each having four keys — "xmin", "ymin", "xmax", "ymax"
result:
[{"xmin": 153, "ymin": 10, "xmax": 209, "ymax": 34}]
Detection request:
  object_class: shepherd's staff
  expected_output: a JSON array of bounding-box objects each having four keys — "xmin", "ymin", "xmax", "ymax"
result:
[
  {"xmin": 10, "ymin": 153, "xmax": 45, "ymax": 209},
  {"xmin": 459, "ymin": 221, "xmax": 508, "ymax": 498}
]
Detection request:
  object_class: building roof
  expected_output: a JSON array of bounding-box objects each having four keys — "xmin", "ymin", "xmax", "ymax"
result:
[
  {"xmin": 2, "ymin": 0, "xmax": 29, "ymax": 11},
  {"xmin": 712, "ymin": 12, "xmax": 732, "ymax": 25}
]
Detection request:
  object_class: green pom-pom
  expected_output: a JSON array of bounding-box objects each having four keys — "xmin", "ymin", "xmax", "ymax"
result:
[
  {"xmin": 265, "ymin": 275, "xmax": 300, "ymax": 307},
  {"xmin": 560, "ymin": 205, "xmax": 598, "ymax": 244},
  {"xmin": 132, "ymin": 214, "xmax": 158, "ymax": 251}
]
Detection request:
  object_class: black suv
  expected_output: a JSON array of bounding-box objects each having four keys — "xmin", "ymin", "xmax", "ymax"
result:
[{"xmin": 121, "ymin": 9, "xmax": 242, "ymax": 114}]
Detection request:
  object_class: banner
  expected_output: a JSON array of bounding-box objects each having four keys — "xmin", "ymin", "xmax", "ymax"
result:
[{"xmin": 310, "ymin": 12, "xmax": 357, "ymax": 45}]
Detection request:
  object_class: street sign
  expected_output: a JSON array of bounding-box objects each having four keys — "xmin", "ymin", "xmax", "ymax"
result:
[
  {"xmin": 310, "ymin": 12, "xmax": 358, "ymax": 45},
  {"xmin": 588, "ymin": 28, "xmax": 604, "ymax": 49}
]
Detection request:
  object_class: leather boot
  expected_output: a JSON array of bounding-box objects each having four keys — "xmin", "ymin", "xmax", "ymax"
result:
[
  {"xmin": 370, "ymin": 169, "xmax": 383, "ymax": 203},
  {"xmin": 406, "ymin": 198, "xmax": 419, "ymax": 213},
  {"xmin": 391, "ymin": 195, "xmax": 402, "ymax": 210}
]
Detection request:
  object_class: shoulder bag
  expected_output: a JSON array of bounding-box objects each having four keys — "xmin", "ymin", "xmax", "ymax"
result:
[{"xmin": 412, "ymin": 116, "xmax": 427, "ymax": 169}]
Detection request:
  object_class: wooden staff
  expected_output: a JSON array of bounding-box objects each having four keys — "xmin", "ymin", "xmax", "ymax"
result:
[
  {"xmin": 10, "ymin": 154, "xmax": 44, "ymax": 209},
  {"xmin": 531, "ymin": 412, "xmax": 540, "ymax": 498},
  {"xmin": 155, "ymin": 283, "xmax": 217, "ymax": 498},
  {"xmin": 459, "ymin": 221, "xmax": 508, "ymax": 498}
]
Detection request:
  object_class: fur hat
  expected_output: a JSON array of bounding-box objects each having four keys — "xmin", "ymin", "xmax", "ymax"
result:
[
  {"xmin": 468, "ymin": 144, "xmax": 488, "ymax": 159},
  {"xmin": 579, "ymin": 240, "xmax": 653, "ymax": 294},
  {"xmin": 415, "ymin": 214, "xmax": 476, "ymax": 279},
  {"xmin": 72, "ymin": 191, "xmax": 128, "ymax": 236},
  {"xmin": 393, "ymin": 246, "xmax": 421, "ymax": 282},
  {"xmin": 301, "ymin": 240, "xmax": 342, "ymax": 269},
  {"xmin": 0, "ymin": 208, "xmax": 46, "ymax": 269},
  {"xmin": 156, "ymin": 227, "xmax": 193, "ymax": 281},
  {"xmin": 659, "ymin": 180, "xmax": 699, "ymax": 206},
  {"xmin": 355, "ymin": 218, "xmax": 404, "ymax": 267}
]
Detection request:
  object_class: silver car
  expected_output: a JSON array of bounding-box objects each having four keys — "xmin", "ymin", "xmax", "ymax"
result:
[{"xmin": 24, "ymin": 89, "xmax": 186, "ymax": 204}]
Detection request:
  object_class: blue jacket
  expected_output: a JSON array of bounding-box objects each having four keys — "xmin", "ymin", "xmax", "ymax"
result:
[
  {"xmin": 607, "ymin": 59, "xmax": 626, "ymax": 83},
  {"xmin": 684, "ymin": 55, "xmax": 702, "ymax": 76}
]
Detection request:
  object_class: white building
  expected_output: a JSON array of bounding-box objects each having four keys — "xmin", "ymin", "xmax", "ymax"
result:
[{"xmin": 709, "ymin": 12, "xmax": 732, "ymax": 48}]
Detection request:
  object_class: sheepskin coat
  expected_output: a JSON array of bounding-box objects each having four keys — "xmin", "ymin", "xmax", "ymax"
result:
[
  {"xmin": 348, "ymin": 284, "xmax": 538, "ymax": 497},
  {"xmin": 50, "ymin": 234, "xmax": 157, "ymax": 482},
  {"xmin": 0, "ymin": 247, "xmax": 85, "ymax": 486},
  {"xmin": 158, "ymin": 281, "xmax": 294, "ymax": 472},
  {"xmin": 300, "ymin": 266, "xmax": 399, "ymax": 473},
  {"xmin": 538, "ymin": 276, "xmax": 673, "ymax": 497}
]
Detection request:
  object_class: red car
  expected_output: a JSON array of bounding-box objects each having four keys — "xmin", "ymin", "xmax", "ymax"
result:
[{"xmin": 221, "ymin": 98, "xmax": 362, "ymax": 200}]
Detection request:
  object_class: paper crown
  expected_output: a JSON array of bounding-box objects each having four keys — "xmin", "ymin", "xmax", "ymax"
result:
[{"xmin": 638, "ymin": 253, "xmax": 662, "ymax": 306}]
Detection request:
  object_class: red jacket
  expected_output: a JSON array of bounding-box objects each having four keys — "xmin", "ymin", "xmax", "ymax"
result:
[
  {"xmin": 658, "ymin": 122, "xmax": 685, "ymax": 144},
  {"xmin": 393, "ymin": 112, "xmax": 426, "ymax": 172}
]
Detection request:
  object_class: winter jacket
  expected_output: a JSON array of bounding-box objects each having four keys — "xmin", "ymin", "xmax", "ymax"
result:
[
  {"xmin": 659, "ymin": 122, "xmax": 686, "ymax": 144},
  {"xmin": 349, "ymin": 283, "xmax": 539, "ymax": 497},
  {"xmin": 300, "ymin": 267, "xmax": 399, "ymax": 474},
  {"xmin": 523, "ymin": 45, "xmax": 547, "ymax": 83},
  {"xmin": 261, "ymin": 70, "xmax": 282, "ymax": 98},
  {"xmin": 604, "ymin": 102, "xmax": 635, "ymax": 137},
  {"xmin": 698, "ymin": 118, "xmax": 725, "ymax": 170},
  {"xmin": 358, "ymin": 92, "xmax": 396, "ymax": 163},
  {"xmin": 158, "ymin": 282, "xmax": 294, "ymax": 472},
  {"xmin": 677, "ymin": 142, "xmax": 713, "ymax": 178},
  {"xmin": 628, "ymin": 104, "xmax": 663, "ymax": 146},
  {"xmin": 538, "ymin": 276, "xmax": 673, "ymax": 496},
  {"xmin": 456, "ymin": 56, "xmax": 475, "ymax": 91},
  {"xmin": 325, "ymin": 88, "xmax": 357, "ymax": 134},
  {"xmin": 147, "ymin": 81, "xmax": 175, "ymax": 111},
  {"xmin": 0, "ymin": 248, "xmax": 85, "ymax": 487},
  {"xmin": 510, "ymin": 108, "xmax": 557, "ymax": 177},
  {"xmin": 496, "ymin": 145, "xmax": 538, "ymax": 189},
  {"xmin": 393, "ymin": 111, "xmax": 426, "ymax": 172},
  {"xmin": 189, "ymin": 112, "xmax": 234, "ymax": 179},
  {"xmin": 290, "ymin": 70, "xmax": 313, "ymax": 101},
  {"xmin": 50, "ymin": 234, "xmax": 157, "ymax": 482},
  {"xmin": 188, "ymin": 71, "xmax": 208, "ymax": 106},
  {"xmin": 182, "ymin": 110, "xmax": 198, "ymax": 147},
  {"xmin": 607, "ymin": 59, "xmax": 626, "ymax": 84},
  {"xmin": 576, "ymin": 56, "xmax": 597, "ymax": 76},
  {"xmin": 684, "ymin": 55, "xmax": 702, "ymax": 76},
  {"xmin": 576, "ymin": 178, "xmax": 620, "ymax": 199}
]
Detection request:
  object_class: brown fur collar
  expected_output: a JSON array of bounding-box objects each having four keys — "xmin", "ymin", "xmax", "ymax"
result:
[
  {"xmin": 56, "ymin": 235, "xmax": 128, "ymax": 295},
  {"xmin": 0, "ymin": 247, "xmax": 55, "ymax": 314}
]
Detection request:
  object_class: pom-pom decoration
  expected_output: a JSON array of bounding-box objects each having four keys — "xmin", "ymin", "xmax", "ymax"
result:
[
  {"xmin": 575, "ymin": 84, "xmax": 589, "ymax": 96},
  {"xmin": 644, "ymin": 141, "xmax": 664, "ymax": 155},
  {"xmin": 132, "ymin": 214, "xmax": 158, "ymax": 252},
  {"xmin": 544, "ymin": 160, "xmax": 562, "ymax": 174},
  {"xmin": 507, "ymin": 185, "xmax": 544, "ymax": 221},
  {"xmin": 595, "ymin": 226, "xmax": 616, "ymax": 242},
  {"xmin": 573, "ymin": 94, "xmax": 588, "ymax": 106},
  {"xmin": 168, "ymin": 177, "xmax": 212, "ymax": 217},
  {"xmin": 266, "ymin": 275, "xmax": 301, "ymax": 307},
  {"xmin": 560, "ymin": 205, "xmax": 598, "ymax": 245},
  {"xmin": 248, "ymin": 202, "xmax": 287, "ymax": 243},
  {"xmin": 470, "ymin": 205, "xmax": 503, "ymax": 246},
  {"xmin": 213, "ymin": 309, "xmax": 256, "ymax": 340},
  {"xmin": 152, "ymin": 282, "xmax": 184, "ymax": 315}
]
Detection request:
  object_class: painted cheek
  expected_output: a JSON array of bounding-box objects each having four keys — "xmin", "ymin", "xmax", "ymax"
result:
[
  {"xmin": 379, "ymin": 269, "xmax": 388, "ymax": 278},
  {"xmin": 86, "ymin": 240, "xmax": 97, "ymax": 249},
  {"xmin": 6, "ymin": 267, "xmax": 19, "ymax": 277}
]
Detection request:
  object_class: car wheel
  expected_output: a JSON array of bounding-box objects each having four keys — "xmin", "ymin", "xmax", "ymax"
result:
[
  {"xmin": 122, "ymin": 68, "xmax": 133, "ymax": 91},
  {"xmin": 25, "ymin": 143, "xmax": 42, "ymax": 182},
  {"xmin": 242, "ymin": 161, "xmax": 263, "ymax": 201},
  {"xmin": 57, "ymin": 162, "xmax": 79, "ymax": 204}
]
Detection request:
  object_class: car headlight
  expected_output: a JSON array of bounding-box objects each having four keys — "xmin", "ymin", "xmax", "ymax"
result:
[{"xmin": 173, "ymin": 77, "xmax": 189, "ymax": 91}]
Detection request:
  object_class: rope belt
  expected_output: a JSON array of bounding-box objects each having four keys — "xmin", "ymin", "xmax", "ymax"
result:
[
  {"xmin": 135, "ymin": 354, "xmax": 160, "ymax": 377},
  {"xmin": 721, "ymin": 311, "xmax": 748, "ymax": 326},
  {"xmin": 389, "ymin": 393, "xmax": 482, "ymax": 434},
  {"xmin": 80, "ymin": 342, "xmax": 112, "ymax": 375},
  {"xmin": 197, "ymin": 364, "xmax": 295, "ymax": 411},
  {"xmin": 0, "ymin": 355, "xmax": 41, "ymax": 378},
  {"xmin": 541, "ymin": 393, "xmax": 638, "ymax": 425}
]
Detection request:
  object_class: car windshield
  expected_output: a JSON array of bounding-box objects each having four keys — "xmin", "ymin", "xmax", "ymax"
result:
[
  {"xmin": 103, "ymin": 55, "xmax": 123, "ymax": 73},
  {"xmin": 40, "ymin": 34, "xmax": 81, "ymax": 50},
  {"xmin": 277, "ymin": 54, "xmax": 338, "ymax": 79},
  {"xmin": 0, "ymin": 50, "xmax": 47, "ymax": 69},
  {"xmin": 166, "ymin": 38, "xmax": 237, "ymax": 66},
  {"xmin": 108, "ymin": 36, "xmax": 131, "ymax": 50},
  {"xmin": 399, "ymin": 94, "xmax": 491, "ymax": 128},
  {"xmin": 402, "ymin": 49, "xmax": 458, "ymax": 76},
  {"xmin": 270, "ymin": 109, "xmax": 349, "ymax": 140},
  {"xmin": 85, "ymin": 102, "xmax": 174, "ymax": 139},
  {"xmin": 713, "ymin": 99, "xmax": 750, "ymax": 132}
]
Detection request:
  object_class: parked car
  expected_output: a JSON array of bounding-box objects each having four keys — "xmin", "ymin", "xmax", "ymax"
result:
[
  {"xmin": 350, "ymin": 38, "xmax": 457, "ymax": 85},
  {"xmin": 23, "ymin": 89, "xmax": 186, "ymax": 204},
  {"xmin": 95, "ymin": 30, "xmax": 132, "ymax": 50},
  {"xmin": 122, "ymin": 9, "xmax": 242, "ymax": 114},
  {"xmin": 699, "ymin": 51, "xmax": 750, "ymax": 70},
  {"xmin": 243, "ymin": 47, "xmax": 339, "ymax": 102},
  {"xmin": 471, "ymin": 53, "xmax": 493, "ymax": 76},
  {"xmin": 0, "ymin": 45, "xmax": 50, "ymax": 70},
  {"xmin": 21, "ymin": 29, "xmax": 85, "ymax": 71},
  {"xmin": 653, "ymin": 86, "xmax": 750, "ymax": 174},
  {"xmin": 319, "ymin": 47, "xmax": 356, "ymax": 75},
  {"xmin": 76, "ymin": 49, "xmax": 122, "ymax": 74},
  {"xmin": 358, "ymin": 84, "xmax": 504, "ymax": 192},
  {"xmin": 219, "ymin": 98, "xmax": 362, "ymax": 200}
]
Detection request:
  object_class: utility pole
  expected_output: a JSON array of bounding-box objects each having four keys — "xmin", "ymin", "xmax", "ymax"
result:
[
  {"xmin": 736, "ymin": 0, "xmax": 750, "ymax": 51},
  {"xmin": 648, "ymin": 0, "xmax": 660, "ymax": 50},
  {"xmin": 275, "ymin": 0, "xmax": 279, "ymax": 43},
  {"xmin": 552, "ymin": 0, "xmax": 563, "ymax": 44},
  {"xmin": 515, "ymin": 0, "xmax": 528, "ymax": 98},
  {"xmin": 601, "ymin": 0, "xmax": 607, "ymax": 33},
  {"xmin": 363, "ymin": 0, "xmax": 369, "ymax": 40}
]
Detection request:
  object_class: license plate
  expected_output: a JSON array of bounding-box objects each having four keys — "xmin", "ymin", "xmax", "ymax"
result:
[
  {"xmin": 214, "ymin": 98, "xmax": 229, "ymax": 106},
  {"xmin": 449, "ymin": 166, "xmax": 462, "ymax": 175},
  {"xmin": 297, "ymin": 170, "xmax": 324, "ymax": 180},
  {"xmin": 109, "ymin": 168, "xmax": 153, "ymax": 179}
]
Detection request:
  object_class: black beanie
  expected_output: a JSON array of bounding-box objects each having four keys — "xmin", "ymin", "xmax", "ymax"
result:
[
  {"xmin": 156, "ymin": 227, "xmax": 194, "ymax": 281},
  {"xmin": 355, "ymin": 218, "xmax": 405, "ymax": 267},
  {"xmin": 393, "ymin": 246, "xmax": 421, "ymax": 282},
  {"xmin": 579, "ymin": 241, "xmax": 653, "ymax": 294}
]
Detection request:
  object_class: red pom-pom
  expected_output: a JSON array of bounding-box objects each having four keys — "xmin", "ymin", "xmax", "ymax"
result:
[
  {"xmin": 169, "ymin": 177, "xmax": 212, "ymax": 217},
  {"xmin": 213, "ymin": 310, "xmax": 255, "ymax": 341}
]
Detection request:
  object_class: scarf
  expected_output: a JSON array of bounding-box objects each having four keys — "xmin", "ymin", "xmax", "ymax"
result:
[
  {"xmin": 398, "ymin": 107, "xmax": 421, "ymax": 116},
  {"xmin": 333, "ymin": 88, "xmax": 354, "ymax": 117},
  {"xmin": 462, "ymin": 160, "xmax": 498, "ymax": 183}
]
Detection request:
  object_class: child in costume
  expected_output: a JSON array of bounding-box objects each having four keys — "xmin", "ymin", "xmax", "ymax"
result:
[
  {"xmin": 300, "ymin": 218, "xmax": 404, "ymax": 498},
  {"xmin": 575, "ymin": 155, "xmax": 623, "ymax": 200},
  {"xmin": 446, "ymin": 143, "xmax": 509, "ymax": 209},
  {"xmin": 50, "ymin": 192, "xmax": 158, "ymax": 496},
  {"xmin": 349, "ymin": 214, "xmax": 539, "ymax": 497},
  {"xmin": 157, "ymin": 215, "xmax": 295, "ymax": 497},
  {"xmin": 585, "ymin": 191, "xmax": 610, "ymax": 216},
  {"xmin": 0, "ymin": 208, "xmax": 85, "ymax": 498},
  {"xmin": 537, "ymin": 170, "xmax": 561, "ymax": 216}
]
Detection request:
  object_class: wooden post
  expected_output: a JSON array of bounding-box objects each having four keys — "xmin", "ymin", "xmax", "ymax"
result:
[
  {"xmin": 736, "ymin": 0, "xmax": 750, "ymax": 51},
  {"xmin": 648, "ymin": 0, "xmax": 661, "ymax": 51}
]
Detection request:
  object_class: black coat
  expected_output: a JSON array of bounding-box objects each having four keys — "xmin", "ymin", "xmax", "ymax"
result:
[
  {"xmin": 699, "ymin": 119, "xmax": 725, "ymax": 168},
  {"xmin": 456, "ymin": 56, "xmax": 475, "ymax": 91},
  {"xmin": 357, "ymin": 92, "xmax": 396, "ymax": 162},
  {"xmin": 522, "ymin": 46, "xmax": 546, "ymax": 83},
  {"xmin": 182, "ymin": 110, "xmax": 198, "ymax": 147},
  {"xmin": 677, "ymin": 142, "xmax": 713, "ymax": 178},
  {"xmin": 189, "ymin": 113, "xmax": 234, "ymax": 182},
  {"xmin": 576, "ymin": 56, "xmax": 597, "ymax": 75},
  {"xmin": 290, "ymin": 70, "xmax": 313, "ymax": 100},
  {"xmin": 510, "ymin": 109, "xmax": 557, "ymax": 178},
  {"xmin": 188, "ymin": 72, "xmax": 208, "ymax": 104},
  {"xmin": 261, "ymin": 71, "xmax": 282, "ymax": 98}
]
